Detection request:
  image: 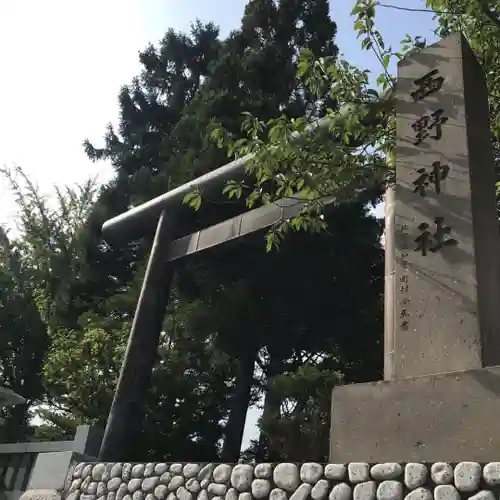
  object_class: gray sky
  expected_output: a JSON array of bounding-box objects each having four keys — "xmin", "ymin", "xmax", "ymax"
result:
[{"xmin": 0, "ymin": 0, "xmax": 438, "ymax": 448}]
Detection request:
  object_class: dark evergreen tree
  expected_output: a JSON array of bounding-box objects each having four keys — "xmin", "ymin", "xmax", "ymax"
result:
[
  {"xmin": 0, "ymin": 227, "xmax": 48, "ymax": 442},
  {"xmin": 41, "ymin": 0, "xmax": 383, "ymax": 460}
]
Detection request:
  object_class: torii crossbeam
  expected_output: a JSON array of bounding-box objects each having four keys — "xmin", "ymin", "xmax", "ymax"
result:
[{"xmin": 98, "ymin": 112, "xmax": 356, "ymax": 460}]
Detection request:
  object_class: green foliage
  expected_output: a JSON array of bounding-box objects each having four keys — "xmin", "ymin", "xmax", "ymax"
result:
[
  {"xmin": 258, "ymin": 363, "xmax": 343, "ymax": 462},
  {"xmin": 183, "ymin": 186, "xmax": 203, "ymax": 211},
  {"xmin": 0, "ymin": 225, "xmax": 47, "ymax": 441},
  {"xmin": 1, "ymin": 0, "xmax": 387, "ymax": 460},
  {"xmin": 34, "ymin": 407, "xmax": 81, "ymax": 441},
  {"xmin": 424, "ymin": 0, "xmax": 500, "ymax": 202},
  {"xmin": 189, "ymin": 0, "xmax": 442, "ymax": 251},
  {"xmin": 42, "ymin": 292, "xmax": 235, "ymax": 460},
  {"xmin": 43, "ymin": 316, "xmax": 127, "ymax": 424},
  {"xmin": 0, "ymin": 165, "xmax": 99, "ymax": 332},
  {"xmin": 83, "ymin": 0, "xmax": 378, "ymax": 462},
  {"xmin": 0, "ymin": 166, "xmax": 104, "ymax": 441}
]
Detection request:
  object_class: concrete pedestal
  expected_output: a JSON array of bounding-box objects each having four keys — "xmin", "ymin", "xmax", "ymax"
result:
[{"xmin": 330, "ymin": 365, "xmax": 500, "ymax": 463}]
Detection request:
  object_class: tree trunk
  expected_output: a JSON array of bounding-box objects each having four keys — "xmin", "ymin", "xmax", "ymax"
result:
[
  {"xmin": 220, "ymin": 353, "xmax": 256, "ymax": 461},
  {"xmin": 256, "ymin": 354, "xmax": 284, "ymax": 461}
]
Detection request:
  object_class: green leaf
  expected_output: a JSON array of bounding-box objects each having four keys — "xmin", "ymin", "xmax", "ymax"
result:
[
  {"xmin": 183, "ymin": 190, "xmax": 197, "ymax": 203},
  {"xmin": 376, "ymin": 74, "xmax": 387, "ymax": 87},
  {"xmin": 299, "ymin": 47, "xmax": 314, "ymax": 59},
  {"xmin": 183, "ymin": 189, "xmax": 202, "ymax": 211},
  {"xmin": 297, "ymin": 61, "xmax": 309, "ymax": 77},
  {"xmin": 222, "ymin": 182, "xmax": 235, "ymax": 195},
  {"xmin": 351, "ymin": 4, "xmax": 363, "ymax": 15},
  {"xmin": 246, "ymin": 190, "xmax": 261, "ymax": 209},
  {"xmin": 265, "ymin": 231, "xmax": 280, "ymax": 252},
  {"xmin": 210, "ymin": 128, "xmax": 221, "ymax": 141}
]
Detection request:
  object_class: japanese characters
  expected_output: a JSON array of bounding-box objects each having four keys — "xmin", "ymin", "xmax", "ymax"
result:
[
  {"xmin": 397, "ymin": 67, "xmax": 458, "ymax": 334},
  {"xmin": 415, "ymin": 217, "xmax": 458, "ymax": 256},
  {"xmin": 410, "ymin": 68, "xmax": 444, "ymax": 102},
  {"xmin": 399, "ymin": 223, "xmax": 411, "ymax": 332},
  {"xmin": 390, "ymin": 33, "xmax": 500, "ymax": 381},
  {"xmin": 412, "ymin": 161, "xmax": 450, "ymax": 197},
  {"xmin": 411, "ymin": 109, "xmax": 448, "ymax": 146},
  {"xmin": 409, "ymin": 68, "xmax": 457, "ymax": 255}
]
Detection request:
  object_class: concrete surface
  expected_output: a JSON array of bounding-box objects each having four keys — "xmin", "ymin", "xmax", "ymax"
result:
[{"xmin": 330, "ymin": 365, "xmax": 500, "ymax": 462}]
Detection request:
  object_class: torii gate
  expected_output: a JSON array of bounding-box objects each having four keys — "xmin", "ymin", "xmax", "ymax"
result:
[{"xmin": 97, "ymin": 108, "xmax": 381, "ymax": 461}]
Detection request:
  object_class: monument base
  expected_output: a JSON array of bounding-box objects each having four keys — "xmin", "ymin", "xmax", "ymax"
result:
[{"xmin": 330, "ymin": 365, "xmax": 500, "ymax": 462}]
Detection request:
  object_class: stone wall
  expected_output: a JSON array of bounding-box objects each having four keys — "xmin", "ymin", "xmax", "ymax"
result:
[{"xmin": 65, "ymin": 462, "xmax": 500, "ymax": 500}]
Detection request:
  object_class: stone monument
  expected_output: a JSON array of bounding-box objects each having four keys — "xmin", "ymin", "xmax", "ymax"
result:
[{"xmin": 330, "ymin": 33, "xmax": 500, "ymax": 462}]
